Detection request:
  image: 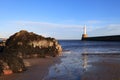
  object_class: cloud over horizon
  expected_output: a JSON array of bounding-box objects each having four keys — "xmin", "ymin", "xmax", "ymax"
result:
[
  {"xmin": 14, "ymin": 21, "xmax": 84, "ymax": 28},
  {"xmin": 0, "ymin": 20, "xmax": 120, "ymax": 39},
  {"xmin": 89, "ymin": 24, "xmax": 120, "ymax": 37}
]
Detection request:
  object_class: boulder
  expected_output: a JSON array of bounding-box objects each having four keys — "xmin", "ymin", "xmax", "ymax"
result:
[
  {"xmin": 0, "ymin": 30, "xmax": 62, "ymax": 75},
  {"xmin": 0, "ymin": 53, "xmax": 26, "ymax": 75},
  {"xmin": 4, "ymin": 30, "xmax": 62, "ymax": 58}
]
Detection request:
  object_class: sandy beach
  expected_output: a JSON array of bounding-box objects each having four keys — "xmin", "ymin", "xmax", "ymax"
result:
[
  {"xmin": 0, "ymin": 57, "xmax": 60, "ymax": 80},
  {"xmin": 0, "ymin": 53, "xmax": 120, "ymax": 80},
  {"xmin": 81, "ymin": 54, "xmax": 120, "ymax": 80}
]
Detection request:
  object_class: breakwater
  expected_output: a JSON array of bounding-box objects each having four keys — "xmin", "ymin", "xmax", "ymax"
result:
[{"xmin": 82, "ymin": 35, "xmax": 120, "ymax": 41}]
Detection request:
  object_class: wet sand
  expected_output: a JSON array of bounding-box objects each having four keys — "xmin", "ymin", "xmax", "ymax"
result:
[
  {"xmin": 0, "ymin": 54, "xmax": 120, "ymax": 80},
  {"xmin": 82, "ymin": 54, "xmax": 120, "ymax": 80},
  {"xmin": 0, "ymin": 57, "xmax": 60, "ymax": 80}
]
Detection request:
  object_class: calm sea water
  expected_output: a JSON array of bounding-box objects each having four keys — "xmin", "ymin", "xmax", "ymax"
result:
[{"xmin": 45, "ymin": 40, "xmax": 120, "ymax": 80}]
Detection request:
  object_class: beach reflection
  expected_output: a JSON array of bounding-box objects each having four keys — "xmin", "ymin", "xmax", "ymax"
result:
[
  {"xmin": 44, "ymin": 46, "xmax": 91, "ymax": 80},
  {"xmin": 44, "ymin": 51, "xmax": 83, "ymax": 80},
  {"xmin": 82, "ymin": 54, "xmax": 88, "ymax": 71},
  {"xmin": 82, "ymin": 47, "xmax": 88, "ymax": 71}
]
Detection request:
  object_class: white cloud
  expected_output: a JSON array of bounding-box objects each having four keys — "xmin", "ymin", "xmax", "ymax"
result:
[
  {"xmin": 15, "ymin": 21, "xmax": 83, "ymax": 28},
  {"xmin": 108, "ymin": 24, "xmax": 120, "ymax": 27},
  {"xmin": 9, "ymin": 21, "xmax": 86, "ymax": 39},
  {"xmin": 2, "ymin": 20, "xmax": 119, "ymax": 39},
  {"xmin": 89, "ymin": 24, "xmax": 120, "ymax": 36}
]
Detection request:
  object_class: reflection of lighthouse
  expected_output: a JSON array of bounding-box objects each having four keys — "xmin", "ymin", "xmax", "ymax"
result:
[
  {"xmin": 83, "ymin": 54, "xmax": 88, "ymax": 71},
  {"xmin": 82, "ymin": 25, "xmax": 88, "ymax": 40}
]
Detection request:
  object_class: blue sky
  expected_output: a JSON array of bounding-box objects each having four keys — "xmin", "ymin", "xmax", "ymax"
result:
[{"xmin": 0, "ymin": 0, "xmax": 120, "ymax": 39}]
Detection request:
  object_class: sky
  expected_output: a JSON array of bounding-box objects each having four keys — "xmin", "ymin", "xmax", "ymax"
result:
[{"xmin": 0, "ymin": 0, "xmax": 120, "ymax": 39}]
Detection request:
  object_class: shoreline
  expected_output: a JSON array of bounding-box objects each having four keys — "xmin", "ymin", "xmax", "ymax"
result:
[
  {"xmin": 0, "ymin": 53, "xmax": 120, "ymax": 80},
  {"xmin": 81, "ymin": 54, "xmax": 120, "ymax": 80},
  {"xmin": 0, "ymin": 57, "xmax": 61, "ymax": 80}
]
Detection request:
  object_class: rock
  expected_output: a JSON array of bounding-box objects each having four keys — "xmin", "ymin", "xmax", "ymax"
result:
[
  {"xmin": 0, "ymin": 40, "xmax": 5, "ymax": 52},
  {"xmin": 0, "ymin": 53, "xmax": 26, "ymax": 75},
  {"xmin": 3, "ymin": 69, "xmax": 13, "ymax": 75},
  {"xmin": 0, "ymin": 30, "xmax": 62, "ymax": 75},
  {"xmin": 4, "ymin": 30, "xmax": 62, "ymax": 58}
]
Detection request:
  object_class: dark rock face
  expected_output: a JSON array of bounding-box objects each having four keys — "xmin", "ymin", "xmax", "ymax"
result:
[
  {"xmin": 0, "ymin": 41, "xmax": 5, "ymax": 52},
  {"xmin": 0, "ymin": 30, "xmax": 62, "ymax": 75},
  {"xmin": 0, "ymin": 53, "xmax": 26, "ymax": 75},
  {"xmin": 4, "ymin": 30, "xmax": 62, "ymax": 58}
]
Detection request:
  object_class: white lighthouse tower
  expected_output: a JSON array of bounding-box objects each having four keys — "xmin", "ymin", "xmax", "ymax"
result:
[
  {"xmin": 82, "ymin": 25, "xmax": 88, "ymax": 39},
  {"xmin": 83, "ymin": 25, "xmax": 87, "ymax": 34}
]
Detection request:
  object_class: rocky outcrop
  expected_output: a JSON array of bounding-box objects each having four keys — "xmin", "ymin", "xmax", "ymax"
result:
[
  {"xmin": 0, "ymin": 30, "xmax": 62, "ymax": 75},
  {"xmin": 0, "ymin": 40, "xmax": 6, "ymax": 52},
  {"xmin": 4, "ymin": 30, "xmax": 62, "ymax": 58},
  {"xmin": 0, "ymin": 53, "xmax": 26, "ymax": 75}
]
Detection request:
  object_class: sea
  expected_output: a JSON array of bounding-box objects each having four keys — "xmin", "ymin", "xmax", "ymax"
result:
[{"xmin": 44, "ymin": 40, "xmax": 120, "ymax": 80}]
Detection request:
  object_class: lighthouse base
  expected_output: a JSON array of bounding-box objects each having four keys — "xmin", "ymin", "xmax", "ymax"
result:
[{"xmin": 82, "ymin": 34, "xmax": 88, "ymax": 40}]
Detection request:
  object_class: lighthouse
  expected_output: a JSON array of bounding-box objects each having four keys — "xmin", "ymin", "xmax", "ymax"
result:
[{"xmin": 82, "ymin": 25, "xmax": 88, "ymax": 40}]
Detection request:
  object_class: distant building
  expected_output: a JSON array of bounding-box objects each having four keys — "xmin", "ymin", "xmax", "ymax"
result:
[
  {"xmin": 81, "ymin": 25, "xmax": 120, "ymax": 41},
  {"xmin": 82, "ymin": 25, "xmax": 88, "ymax": 39}
]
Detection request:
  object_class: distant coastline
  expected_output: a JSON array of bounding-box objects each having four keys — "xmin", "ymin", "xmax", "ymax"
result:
[{"xmin": 82, "ymin": 35, "xmax": 120, "ymax": 41}]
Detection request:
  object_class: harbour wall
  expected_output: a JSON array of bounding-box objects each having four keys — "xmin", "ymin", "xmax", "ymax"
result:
[{"xmin": 82, "ymin": 35, "xmax": 120, "ymax": 41}]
